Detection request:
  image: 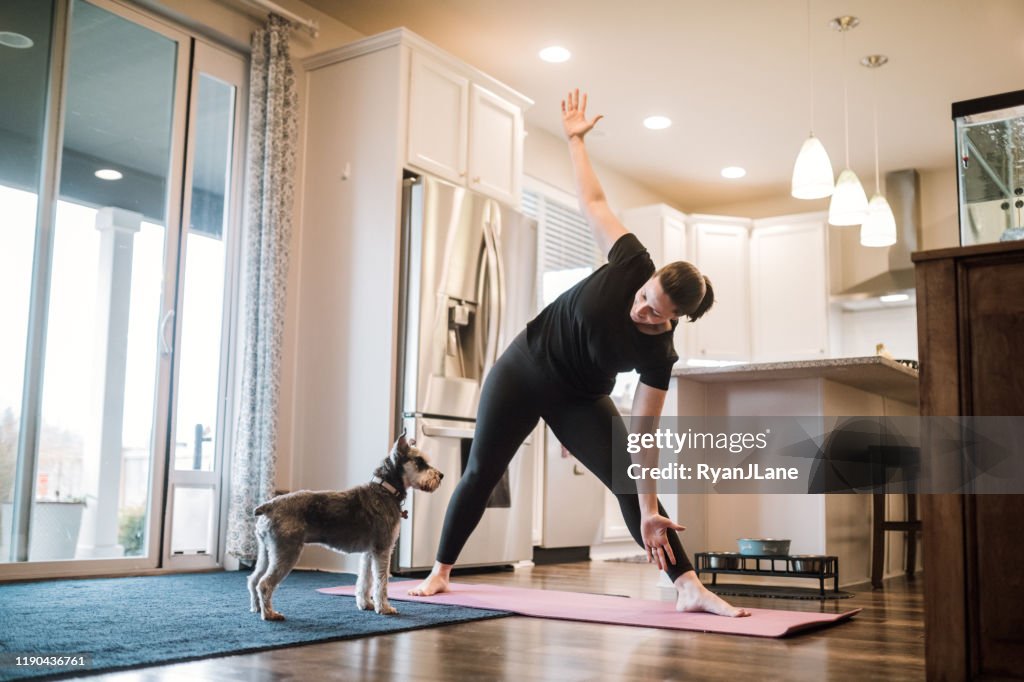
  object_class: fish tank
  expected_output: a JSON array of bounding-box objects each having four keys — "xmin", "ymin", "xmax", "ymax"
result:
[{"xmin": 953, "ymin": 89, "xmax": 1024, "ymax": 246}]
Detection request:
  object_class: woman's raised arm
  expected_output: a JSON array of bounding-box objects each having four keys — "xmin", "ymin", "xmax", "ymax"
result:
[{"xmin": 562, "ymin": 89, "xmax": 629, "ymax": 257}]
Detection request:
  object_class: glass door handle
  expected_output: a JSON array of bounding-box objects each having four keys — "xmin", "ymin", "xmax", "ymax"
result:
[{"xmin": 159, "ymin": 310, "xmax": 175, "ymax": 356}]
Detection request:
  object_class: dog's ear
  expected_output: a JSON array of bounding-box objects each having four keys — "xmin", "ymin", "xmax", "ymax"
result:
[{"xmin": 394, "ymin": 429, "xmax": 410, "ymax": 456}]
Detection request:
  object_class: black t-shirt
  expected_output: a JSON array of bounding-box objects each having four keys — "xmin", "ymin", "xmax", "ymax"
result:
[{"xmin": 525, "ymin": 233, "xmax": 679, "ymax": 396}]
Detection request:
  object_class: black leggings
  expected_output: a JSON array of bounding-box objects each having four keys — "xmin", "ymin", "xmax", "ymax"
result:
[{"xmin": 436, "ymin": 331, "xmax": 695, "ymax": 581}]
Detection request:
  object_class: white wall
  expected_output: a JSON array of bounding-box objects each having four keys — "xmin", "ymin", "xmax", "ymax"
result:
[
  {"xmin": 918, "ymin": 167, "xmax": 958, "ymax": 250},
  {"xmin": 524, "ymin": 124, "xmax": 672, "ymax": 213}
]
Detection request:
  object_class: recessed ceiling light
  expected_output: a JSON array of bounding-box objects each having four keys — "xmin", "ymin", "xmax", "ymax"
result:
[
  {"xmin": 643, "ymin": 116, "xmax": 672, "ymax": 130},
  {"xmin": 0, "ymin": 32, "xmax": 34, "ymax": 49},
  {"xmin": 95, "ymin": 169, "xmax": 123, "ymax": 181},
  {"xmin": 721, "ymin": 166, "xmax": 746, "ymax": 179},
  {"xmin": 539, "ymin": 46, "xmax": 570, "ymax": 63},
  {"xmin": 880, "ymin": 293, "xmax": 910, "ymax": 303}
]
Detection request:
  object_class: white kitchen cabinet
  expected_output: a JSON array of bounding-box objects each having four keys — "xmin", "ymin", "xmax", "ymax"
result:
[
  {"xmin": 688, "ymin": 216, "xmax": 752, "ymax": 361},
  {"xmin": 749, "ymin": 214, "xmax": 829, "ymax": 362},
  {"xmin": 622, "ymin": 204, "xmax": 688, "ymax": 359},
  {"xmin": 407, "ymin": 50, "xmax": 524, "ymax": 205},
  {"xmin": 621, "ymin": 204, "xmax": 687, "ymax": 267},
  {"xmin": 407, "ymin": 51, "xmax": 468, "ymax": 185},
  {"xmin": 467, "ymin": 84, "xmax": 523, "ymax": 205}
]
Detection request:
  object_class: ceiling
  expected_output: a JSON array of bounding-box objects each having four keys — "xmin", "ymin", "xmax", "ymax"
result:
[{"xmin": 304, "ymin": 0, "xmax": 1024, "ymax": 211}]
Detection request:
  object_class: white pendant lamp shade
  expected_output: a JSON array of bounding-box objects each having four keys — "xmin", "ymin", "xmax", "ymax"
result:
[
  {"xmin": 828, "ymin": 168, "xmax": 869, "ymax": 226},
  {"xmin": 791, "ymin": 135, "xmax": 835, "ymax": 199},
  {"xmin": 860, "ymin": 193, "xmax": 897, "ymax": 246}
]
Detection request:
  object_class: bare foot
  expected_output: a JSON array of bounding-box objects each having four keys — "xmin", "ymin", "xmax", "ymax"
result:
[
  {"xmin": 676, "ymin": 581, "xmax": 751, "ymax": 617},
  {"xmin": 407, "ymin": 571, "xmax": 450, "ymax": 596}
]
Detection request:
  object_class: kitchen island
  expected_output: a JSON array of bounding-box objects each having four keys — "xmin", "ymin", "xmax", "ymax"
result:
[{"xmin": 662, "ymin": 356, "xmax": 919, "ymax": 588}]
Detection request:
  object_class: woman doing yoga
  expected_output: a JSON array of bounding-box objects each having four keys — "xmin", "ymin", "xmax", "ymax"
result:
[{"xmin": 409, "ymin": 89, "xmax": 749, "ymax": 617}]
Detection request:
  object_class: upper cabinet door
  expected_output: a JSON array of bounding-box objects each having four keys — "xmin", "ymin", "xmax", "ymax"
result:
[
  {"xmin": 750, "ymin": 219, "xmax": 828, "ymax": 361},
  {"xmin": 407, "ymin": 51, "xmax": 468, "ymax": 184},
  {"xmin": 691, "ymin": 222, "xmax": 750, "ymax": 361},
  {"xmin": 468, "ymin": 83, "xmax": 522, "ymax": 206},
  {"xmin": 662, "ymin": 215, "xmax": 686, "ymax": 263}
]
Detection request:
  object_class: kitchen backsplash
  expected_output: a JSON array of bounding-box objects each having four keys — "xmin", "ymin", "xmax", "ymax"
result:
[{"xmin": 836, "ymin": 306, "xmax": 918, "ymax": 360}]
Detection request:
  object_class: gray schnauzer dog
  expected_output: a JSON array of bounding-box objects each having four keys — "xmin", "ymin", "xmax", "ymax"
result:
[{"xmin": 248, "ymin": 433, "xmax": 443, "ymax": 620}]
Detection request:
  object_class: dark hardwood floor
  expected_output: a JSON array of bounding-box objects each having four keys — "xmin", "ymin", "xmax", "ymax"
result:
[{"xmin": 71, "ymin": 560, "xmax": 925, "ymax": 681}]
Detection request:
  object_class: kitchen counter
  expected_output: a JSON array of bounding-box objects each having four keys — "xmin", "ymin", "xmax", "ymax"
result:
[
  {"xmin": 672, "ymin": 356, "xmax": 919, "ymax": 406},
  {"xmin": 666, "ymin": 357, "xmax": 920, "ymax": 587}
]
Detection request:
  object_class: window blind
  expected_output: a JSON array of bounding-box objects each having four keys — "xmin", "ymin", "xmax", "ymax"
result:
[{"xmin": 522, "ymin": 188, "xmax": 599, "ymax": 273}]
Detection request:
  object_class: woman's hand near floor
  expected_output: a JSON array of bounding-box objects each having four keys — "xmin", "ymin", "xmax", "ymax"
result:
[{"xmin": 640, "ymin": 512, "xmax": 685, "ymax": 571}]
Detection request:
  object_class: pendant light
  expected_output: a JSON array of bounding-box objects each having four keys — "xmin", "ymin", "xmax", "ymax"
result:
[
  {"xmin": 827, "ymin": 16, "xmax": 869, "ymax": 226},
  {"xmin": 859, "ymin": 55, "xmax": 897, "ymax": 247},
  {"xmin": 791, "ymin": 0, "xmax": 834, "ymax": 199}
]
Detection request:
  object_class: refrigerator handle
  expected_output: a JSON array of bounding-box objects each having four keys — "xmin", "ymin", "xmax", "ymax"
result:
[
  {"xmin": 474, "ymin": 243, "xmax": 488, "ymax": 377},
  {"xmin": 481, "ymin": 203, "xmax": 503, "ymax": 376},
  {"xmin": 490, "ymin": 207, "xmax": 507, "ymax": 364}
]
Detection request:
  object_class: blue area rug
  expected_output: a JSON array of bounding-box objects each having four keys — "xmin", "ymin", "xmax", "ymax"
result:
[{"xmin": 0, "ymin": 570, "xmax": 510, "ymax": 681}]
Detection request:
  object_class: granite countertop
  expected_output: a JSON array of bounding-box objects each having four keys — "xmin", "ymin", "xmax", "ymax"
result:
[{"xmin": 672, "ymin": 356, "xmax": 919, "ymax": 405}]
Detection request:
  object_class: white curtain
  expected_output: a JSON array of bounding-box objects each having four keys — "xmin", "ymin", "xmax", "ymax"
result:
[{"xmin": 226, "ymin": 14, "xmax": 298, "ymax": 562}]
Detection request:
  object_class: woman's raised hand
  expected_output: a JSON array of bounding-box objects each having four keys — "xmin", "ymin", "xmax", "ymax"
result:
[{"xmin": 561, "ymin": 88, "xmax": 604, "ymax": 140}]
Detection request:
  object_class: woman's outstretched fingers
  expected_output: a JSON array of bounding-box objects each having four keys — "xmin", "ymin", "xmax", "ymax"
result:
[{"xmin": 664, "ymin": 541, "xmax": 676, "ymax": 566}]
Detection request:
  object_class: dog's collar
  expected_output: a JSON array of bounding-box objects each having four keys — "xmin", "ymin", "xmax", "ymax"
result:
[
  {"xmin": 371, "ymin": 476, "xmax": 408, "ymax": 519},
  {"xmin": 371, "ymin": 476, "xmax": 402, "ymax": 498}
]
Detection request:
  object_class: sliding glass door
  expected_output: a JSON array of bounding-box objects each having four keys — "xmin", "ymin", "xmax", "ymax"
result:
[{"xmin": 0, "ymin": 0, "xmax": 246, "ymax": 578}]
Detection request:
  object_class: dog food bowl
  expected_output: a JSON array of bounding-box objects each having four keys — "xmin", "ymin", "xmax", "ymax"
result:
[
  {"xmin": 789, "ymin": 554, "xmax": 829, "ymax": 572},
  {"xmin": 706, "ymin": 552, "xmax": 742, "ymax": 569},
  {"xmin": 737, "ymin": 538, "xmax": 791, "ymax": 556}
]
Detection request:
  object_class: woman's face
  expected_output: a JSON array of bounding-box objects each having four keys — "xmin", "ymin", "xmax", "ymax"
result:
[{"xmin": 630, "ymin": 276, "xmax": 677, "ymax": 326}]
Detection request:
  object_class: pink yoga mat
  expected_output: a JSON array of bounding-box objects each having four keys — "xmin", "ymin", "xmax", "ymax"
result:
[{"xmin": 319, "ymin": 582, "xmax": 861, "ymax": 638}]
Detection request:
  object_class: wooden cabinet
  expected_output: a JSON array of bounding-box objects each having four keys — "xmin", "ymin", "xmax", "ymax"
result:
[
  {"xmin": 914, "ymin": 240, "xmax": 1024, "ymax": 681},
  {"xmin": 689, "ymin": 216, "xmax": 751, "ymax": 361},
  {"xmin": 749, "ymin": 214, "xmax": 829, "ymax": 361},
  {"xmin": 407, "ymin": 50, "xmax": 524, "ymax": 205}
]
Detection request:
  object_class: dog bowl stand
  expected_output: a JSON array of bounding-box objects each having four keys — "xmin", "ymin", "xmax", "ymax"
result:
[{"xmin": 694, "ymin": 552, "xmax": 840, "ymax": 597}]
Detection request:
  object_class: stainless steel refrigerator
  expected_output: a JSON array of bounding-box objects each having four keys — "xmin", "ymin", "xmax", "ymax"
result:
[{"xmin": 395, "ymin": 175, "xmax": 538, "ymax": 571}]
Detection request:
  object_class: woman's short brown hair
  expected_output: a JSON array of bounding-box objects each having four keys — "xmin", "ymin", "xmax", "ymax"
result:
[{"xmin": 655, "ymin": 261, "xmax": 714, "ymax": 322}]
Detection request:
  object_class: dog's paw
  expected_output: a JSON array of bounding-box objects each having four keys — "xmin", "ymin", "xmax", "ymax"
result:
[
  {"xmin": 355, "ymin": 595, "xmax": 375, "ymax": 611},
  {"xmin": 262, "ymin": 610, "xmax": 286, "ymax": 621},
  {"xmin": 375, "ymin": 602, "xmax": 398, "ymax": 616}
]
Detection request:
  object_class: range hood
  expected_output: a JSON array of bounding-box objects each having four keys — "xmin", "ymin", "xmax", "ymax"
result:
[{"xmin": 836, "ymin": 169, "xmax": 921, "ymax": 297}]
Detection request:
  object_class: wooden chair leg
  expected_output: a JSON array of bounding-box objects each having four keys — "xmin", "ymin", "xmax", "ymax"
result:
[
  {"xmin": 871, "ymin": 493, "xmax": 885, "ymax": 589},
  {"xmin": 905, "ymin": 494, "xmax": 919, "ymax": 580}
]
